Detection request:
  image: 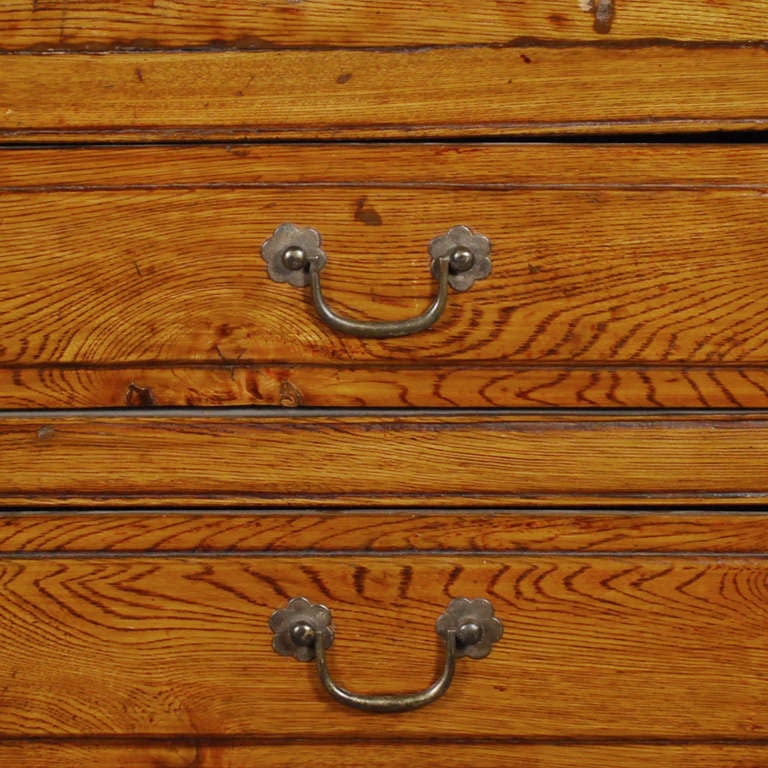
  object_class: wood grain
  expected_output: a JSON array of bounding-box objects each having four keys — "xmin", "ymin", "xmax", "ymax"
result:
[
  {"xmin": 1, "ymin": 47, "xmax": 767, "ymax": 141},
  {"xmin": 3, "ymin": 0, "xmax": 768, "ymax": 51},
  {"xmin": 5, "ymin": 144, "xmax": 768, "ymax": 189},
  {"xmin": 5, "ymin": 364, "xmax": 768, "ymax": 409},
  {"xmin": 0, "ymin": 741, "xmax": 765, "ymax": 768},
  {"xmin": 3, "ymin": 411, "xmax": 768, "ymax": 507},
  {"xmin": 2, "ymin": 143, "xmax": 768, "ymax": 408},
  {"xmin": 1, "ymin": 511, "xmax": 767, "ymax": 554},
  {"xmin": 0, "ymin": 555, "xmax": 765, "ymax": 738}
]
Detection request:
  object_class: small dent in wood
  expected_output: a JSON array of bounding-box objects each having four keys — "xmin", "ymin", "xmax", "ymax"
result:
[
  {"xmin": 354, "ymin": 195, "xmax": 383, "ymax": 227},
  {"xmin": 579, "ymin": 0, "xmax": 614, "ymax": 33},
  {"xmin": 126, "ymin": 383, "xmax": 157, "ymax": 408},
  {"xmin": 279, "ymin": 380, "xmax": 304, "ymax": 407}
]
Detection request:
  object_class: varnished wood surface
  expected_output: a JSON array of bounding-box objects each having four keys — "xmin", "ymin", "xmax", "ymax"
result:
[
  {"xmin": 2, "ymin": 144, "xmax": 768, "ymax": 409},
  {"xmin": 1, "ymin": 47, "xmax": 767, "ymax": 140},
  {"xmin": 3, "ymin": 0, "xmax": 767, "ymax": 51},
  {"xmin": 1, "ymin": 741, "xmax": 766, "ymax": 768},
  {"xmin": 1, "ymin": 511, "xmax": 767, "ymax": 554},
  {"xmin": 0, "ymin": 554, "xmax": 765, "ymax": 738},
  {"xmin": 7, "ymin": 364, "xmax": 768, "ymax": 410},
  {"xmin": 5, "ymin": 144, "xmax": 768, "ymax": 189},
  {"xmin": 3, "ymin": 411, "xmax": 768, "ymax": 507}
]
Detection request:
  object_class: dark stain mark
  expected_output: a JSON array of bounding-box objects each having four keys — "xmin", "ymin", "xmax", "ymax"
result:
[
  {"xmin": 134, "ymin": 67, "xmax": 144, "ymax": 83},
  {"xmin": 548, "ymin": 13, "xmax": 568, "ymax": 24},
  {"xmin": 398, "ymin": 565, "xmax": 413, "ymax": 600},
  {"xmin": 235, "ymin": 90, "xmax": 244, "ymax": 97},
  {"xmin": 218, "ymin": 323, "xmax": 234, "ymax": 338},
  {"xmin": 133, "ymin": 261, "xmax": 142, "ymax": 277},
  {"xmin": 37, "ymin": 426, "xmax": 55, "ymax": 440},
  {"xmin": 353, "ymin": 565, "xmax": 369, "ymax": 595},
  {"xmin": 528, "ymin": 263, "xmax": 541, "ymax": 274},
  {"xmin": 126, "ymin": 383, "xmax": 157, "ymax": 407},
  {"xmin": 520, "ymin": 53, "xmax": 532, "ymax": 63},
  {"xmin": 336, "ymin": 72, "xmax": 352, "ymax": 84},
  {"xmin": 354, "ymin": 195, "xmax": 383, "ymax": 227},
  {"xmin": 279, "ymin": 380, "xmax": 304, "ymax": 407}
]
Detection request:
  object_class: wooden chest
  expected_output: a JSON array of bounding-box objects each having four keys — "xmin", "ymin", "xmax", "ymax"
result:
[{"xmin": 2, "ymin": 3, "xmax": 768, "ymax": 766}]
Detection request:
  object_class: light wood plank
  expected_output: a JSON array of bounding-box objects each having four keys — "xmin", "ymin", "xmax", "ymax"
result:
[
  {"xmin": 4, "ymin": 144, "xmax": 768, "ymax": 189},
  {"xmin": 0, "ymin": 555, "xmax": 765, "ymax": 737},
  {"xmin": 4, "ymin": 364, "xmax": 768, "ymax": 409},
  {"xmin": 2, "ymin": 411, "xmax": 768, "ymax": 507},
  {"xmin": 3, "ymin": 0, "xmax": 768, "ymax": 51},
  {"xmin": 1, "ymin": 511, "xmax": 767, "ymax": 554},
  {"xmin": 0, "ymin": 740, "xmax": 765, "ymax": 768},
  {"xmin": 1, "ymin": 47, "xmax": 767, "ymax": 140}
]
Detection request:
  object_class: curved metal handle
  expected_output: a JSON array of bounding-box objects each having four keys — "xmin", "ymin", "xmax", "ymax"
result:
[
  {"xmin": 262, "ymin": 224, "xmax": 492, "ymax": 339},
  {"xmin": 269, "ymin": 597, "xmax": 503, "ymax": 714}
]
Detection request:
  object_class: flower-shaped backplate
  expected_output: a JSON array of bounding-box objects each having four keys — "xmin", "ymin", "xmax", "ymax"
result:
[
  {"xmin": 429, "ymin": 225, "xmax": 492, "ymax": 292},
  {"xmin": 269, "ymin": 596, "xmax": 335, "ymax": 662},
  {"xmin": 261, "ymin": 223, "xmax": 328, "ymax": 287},
  {"xmin": 435, "ymin": 597, "xmax": 503, "ymax": 659}
]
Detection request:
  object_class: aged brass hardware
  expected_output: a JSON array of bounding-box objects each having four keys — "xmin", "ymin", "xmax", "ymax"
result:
[
  {"xmin": 269, "ymin": 596, "xmax": 503, "ymax": 713},
  {"xmin": 261, "ymin": 224, "xmax": 492, "ymax": 338}
]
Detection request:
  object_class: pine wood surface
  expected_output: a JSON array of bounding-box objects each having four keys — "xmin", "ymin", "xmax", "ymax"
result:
[
  {"xmin": 3, "ymin": 411, "xmax": 768, "ymax": 507},
  {"xmin": 3, "ymin": 0, "xmax": 767, "ymax": 51},
  {"xmin": 1, "ymin": 741, "xmax": 766, "ymax": 768},
  {"xmin": 1, "ymin": 46, "xmax": 767, "ymax": 141},
  {"xmin": 0, "ymin": 554, "xmax": 765, "ymax": 738},
  {"xmin": 5, "ymin": 143, "xmax": 768, "ymax": 188},
  {"xmin": 3, "ymin": 144, "xmax": 767, "ymax": 409},
  {"xmin": 1, "ymin": 511, "xmax": 766, "ymax": 554}
]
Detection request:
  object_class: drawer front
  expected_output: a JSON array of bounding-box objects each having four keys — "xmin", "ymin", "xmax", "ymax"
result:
[
  {"xmin": 3, "ymin": 144, "xmax": 768, "ymax": 409},
  {"xmin": 1, "ymin": 2, "xmax": 766, "ymax": 140},
  {"xmin": 4, "ymin": 411, "xmax": 768, "ymax": 507},
  {"xmin": 2, "ymin": 554, "xmax": 765, "ymax": 737},
  {"xmin": 0, "ymin": 512, "xmax": 768, "ymax": 748},
  {"xmin": 2, "ymin": 510, "xmax": 765, "ymax": 765}
]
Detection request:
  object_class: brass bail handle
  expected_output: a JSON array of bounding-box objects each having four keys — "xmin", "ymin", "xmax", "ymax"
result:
[
  {"xmin": 269, "ymin": 597, "xmax": 503, "ymax": 714},
  {"xmin": 261, "ymin": 224, "xmax": 492, "ymax": 339}
]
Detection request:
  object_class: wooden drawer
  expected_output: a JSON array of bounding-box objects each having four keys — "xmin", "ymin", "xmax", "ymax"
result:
[
  {"xmin": 0, "ymin": 510, "xmax": 766, "ymax": 768},
  {"xmin": 1, "ymin": 1, "xmax": 767, "ymax": 140},
  {"xmin": 3, "ymin": 144, "xmax": 768, "ymax": 409}
]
